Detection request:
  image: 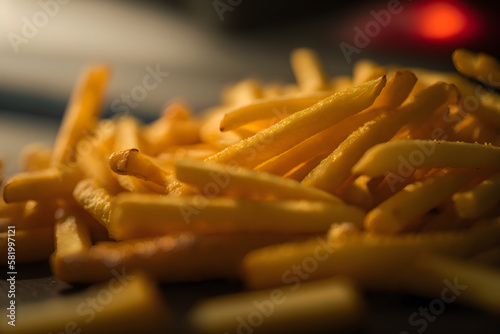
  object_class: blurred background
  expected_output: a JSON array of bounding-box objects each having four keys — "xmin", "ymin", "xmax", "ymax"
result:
[{"xmin": 1, "ymin": 0, "xmax": 499, "ymax": 172}]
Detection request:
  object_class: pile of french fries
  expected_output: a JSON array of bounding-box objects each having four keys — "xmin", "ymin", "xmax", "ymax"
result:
[{"xmin": 1, "ymin": 48, "xmax": 500, "ymax": 333}]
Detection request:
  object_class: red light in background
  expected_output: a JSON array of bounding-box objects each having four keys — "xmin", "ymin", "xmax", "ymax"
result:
[{"xmin": 416, "ymin": 2, "xmax": 467, "ymax": 40}]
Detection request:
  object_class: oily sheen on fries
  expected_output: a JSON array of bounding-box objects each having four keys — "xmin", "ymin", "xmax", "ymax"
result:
[{"xmin": 2, "ymin": 48, "xmax": 500, "ymax": 332}]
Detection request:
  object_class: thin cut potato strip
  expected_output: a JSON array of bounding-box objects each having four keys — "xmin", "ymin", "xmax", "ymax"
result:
[
  {"xmin": 109, "ymin": 149, "xmax": 170, "ymax": 188},
  {"xmin": 404, "ymin": 254, "xmax": 500, "ymax": 314},
  {"xmin": 109, "ymin": 193, "xmax": 365, "ymax": 240},
  {"xmin": 188, "ymin": 277, "xmax": 364, "ymax": 334},
  {"xmin": 242, "ymin": 219, "xmax": 500, "ymax": 289},
  {"xmin": 365, "ymin": 168, "xmax": 474, "ymax": 234},
  {"xmin": 206, "ymin": 76, "xmax": 386, "ymax": 169},
  {"xmin": 62, "ymin": 233, "xmax": 309, "ymax": 284},
  {"xmin": 3, "ymin": 168, "xmax": 81, "ymax": 203},
  {"xmin": 219, "ymin": 91, "xmax": 331, "ymax": 132},
  {"xmin": 453, "ymin": 170, "xmax": 500, "ymax": 219},
  {"xmin": 0, "ymin": 273, "xmax": 172, "ymax": 334},
  {"xmin": 290, "ymin": 48, "xmax": 328, "ymax": 92},
  {"xmin": 452, "ymin": 48, "xmax": 500, "ymax": 89},
  {"xmin": 174, "ymin": 158, "xmax": 341, "ymax": 202},
  {"xmin": 353, "ymin": 140, "xmax": 500, "ymax": 177},
  {"xmin": 73, "ymin": 179, "xmax": 113, "ymax": 230},
  {"xmin": 51, "ymin": 65, "xmax": 110, "ymax": 166}
]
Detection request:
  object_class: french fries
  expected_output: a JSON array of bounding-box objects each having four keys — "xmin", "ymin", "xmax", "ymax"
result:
[{"xmin": 2, "ymin": 48, "xmax": 500, "ymax": 333}]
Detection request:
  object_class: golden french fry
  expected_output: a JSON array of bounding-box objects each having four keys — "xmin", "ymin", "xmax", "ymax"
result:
[
  {"xmin": 453, "ymin": 170, "xmax": 500, "ymax": 219},
  {"xmin": 290, "ymin": 48, "xmax": 328, "ymax": 92},
  {"xmin": 406, "ymin": 254, "xmax": 500, "ymax": 314},
  {"xmin": 200, "ymin": 108, "xmax": 255, "ymax": 149},
  {"xmin": 243, "ymin": 219, "xmax": 500, "ymax": 289},
  {"xmin": 206, "ymin": 76, "xmax": 386, "ymax": 169},
  {"xmin": 78, "ymin": 144, "xmax": 122, "ymax": 194},
  {"xmin": 73, "ymin": 179, "xmax": 113, "ymax": 230},
  {"xmin": 109, "ymin": 193, "xmax": 365, "ymax": 240},
  {"xmin": 188, "ymin": 277, "xmax": 364, "ymax": 334},
  {"xmin": 18, "ymin": 143, "xmax": 52, "ymax": 172},
  {"xmin": 174, "ymin": 158, "xmax": 341, "ymax": 202},
  {"xmin": 50, "ymin": 209, "xmax": 93, "ymax": 282},
  {"xmin": 5, "ymin": 200, "xmax": 58, "ymax": 230},
  {"xmin": 339, "ymin": 175, "xmax": 374, "ymax": 210},
  {"xmin": 365, "ymin": 169, "xmax": 473, "ymax": 234},
  {"xmin": 3, "ymin": 168, "xmax": 81, "ymax": 203},
  {"xmin": 223, "ymin": 79, "xmax": 263, "ymax": 106},
  {"xmin": 219, "ymin": 92, "xmax": 331, "ymax": 132},
  {"xmin": 109, "ymin": 149, "xmax": 170, "ymax": 188},
  {"xmin": 64, "ymin": 233, "xmax": 308, "ymax": 284},
  {"xmin": 353, "ymin": 59, "xmax": 386, "ymax": 85},
  {"xmin": 51, "ymin": 65, "xmax": 110, "ymax": 166},
  {"xmin": 0, "ymin": 225, "xmax": 54, "ymax": 264},
  {"xmin": 452, "ymin": 48, "xmax": 500, "ymax": 89},
  {"xmin": 353, "ymin": 140, "xmax": 500, "ymax": 177},
  {"xmin": 0, "ymin": 273, "xmax": 172, "ymax": 334}
]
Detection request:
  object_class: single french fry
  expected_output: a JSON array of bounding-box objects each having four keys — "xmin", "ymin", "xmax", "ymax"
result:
[
  {"xmin": 223, "ymin": 79, "xmax": 263, "ymax": 106},
  {"xmin": 73, "ymin": 179, "xmax": 113, "ymax": 230},
  {"xmin": 242, "ymin": 220, "xmax": 500, "ymax": 289},
  {"xmin": 62, "ymin": 233, "xmax": 309, "ymax": 284},
  {"xmin": 453, "ymin": 170, "xmax": 500, "ymax": 219},
  {"xmin": 219, "ymin": 92, "xmax": 331, "ymax": 132},
  {"xmin": 50, "ymin": 210, "xmax": 93, "ymax": 281},
  {"xmin": 339, "ymin": 175, "xmax": 374, "ymax": 210},
  {"xmin": 365, "ymin": 169, "xmax": 473, "ymax": 234},
  {"xmin": 109, "ymin": 149, "xmax": 170, "ymax": 188},
  {"xmin": 470, "ymin": 245, "xmax": 500, "ymax": 267},
  {"xmin": 452, "ymin": 48, "xmax": 500, "ymax": 89},
  {"xmin": 18, "ymin": 143, "xmax": 52, "ymax": 172},
  {"xmin": 188, "ymin": 277, "xmax": 364, "ymax": 334},
  {"xmin": 281, "ymin": 153, "xmax": 326, "ymax": 181},
  {"xmin": 406, "ymin": 254, "xmax": 500, "ymax": 314},
  {"xmin": 6, "ymin": 200, "xmax": 58, "ymax": 230},
  {"xmin": 78, "ymin": 144, "xmax": 122, "ymax": 194},
  {"xmin": 290, "ymin": 48, "xmax": 328, "ymax": 92},
  {"xmin": 330, "ymin": 75, "xmax": 352, "ymax": 92},
  {"xmin": 51, "ymin": 65, "xmax": 110, "ymax": 166},
  {"xmin": 174, "ymin": 158, "xmax": 341, "ymax": 202},
  {"xmin": 0, "ymin": 225, "xmax": 54, "ymax": 264},
  {"xmin": 353, "ymin": 140, "xmax": 500, "ymax": 177},
  {"xmin": 206, "ymin": 76, "xmax": 386, "ymax": 169},
  {"xmin": 113, "ymin": 116, "xmax": 166, "ymax": 193},
  {"xmin": 109, "ymin": 194, "xmax": 365, "ymax": 240},
  {"xmin": 353, "ymin": 59, "xmax": 386, "ymax": 85},
  {"xmin": 302, "ymin": 82, "xmax": 458, "ymax": 193},
  {"xmin": 0, "ymin": 273, "xmax": 173, "ymax": 334},
  {"xmin": 3, "ymin": 168, "xmax": 81, "ymax": 203},
  {"xmin": 200, "ymin": 108, "xmax": 255, "ymax": 149}
]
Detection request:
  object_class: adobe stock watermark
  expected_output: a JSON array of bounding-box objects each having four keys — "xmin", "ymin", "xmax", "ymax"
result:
[
  {"xmin": 225, "ymin": 237, "xmax": 334, "ymax": 334},
  {"xmin": 110, "ymin": 64, "xmax": 170, "ymax": 115},
  {"xmin": 7, "ymin": 0, "xmax": 71, "ymax": 54},
  {"xmin": 399, "ymin": 277, "xmax": 467, "ymax": 334},
  {"xmin": 212, "ymin": 0, "xmax": 243, "ymax": 22},
  {"xmin": 339, "ymin": 0, "xmax": 406, "ymax": 64}
]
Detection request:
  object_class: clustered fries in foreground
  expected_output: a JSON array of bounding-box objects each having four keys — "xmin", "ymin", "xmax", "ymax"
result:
[{"xmin": 1, "ymin": 48, "xmax": 500, "ymax": 333}]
